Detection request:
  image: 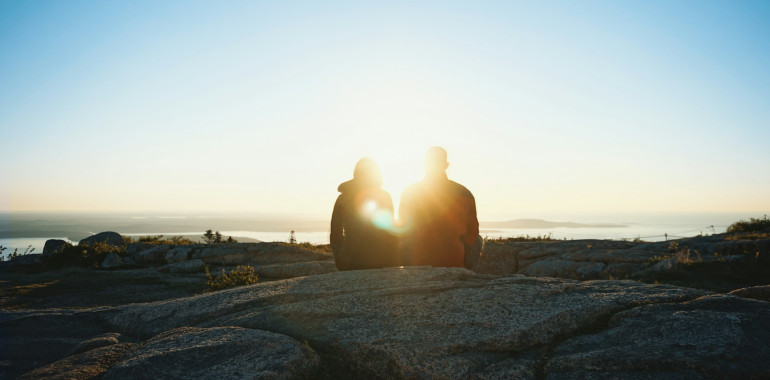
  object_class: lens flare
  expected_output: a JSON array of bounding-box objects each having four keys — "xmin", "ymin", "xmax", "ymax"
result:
[
  {"xmin": 363, "ymin": 200, "xmax": 378, "ymax": 214},
  {"xmin": 372, "ymin": 209, "xmax": 394, "ymax": 230}
]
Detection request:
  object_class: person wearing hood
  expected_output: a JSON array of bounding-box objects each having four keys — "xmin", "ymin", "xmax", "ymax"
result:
[{"xmin": 330, "ymin": 158, "xmax": 399, "ymax": 271}]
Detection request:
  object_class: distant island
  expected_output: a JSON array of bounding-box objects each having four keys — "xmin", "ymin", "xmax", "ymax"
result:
[{"xmin": 481, "ymin": 219, "xmax": 626, "ymax": 229}]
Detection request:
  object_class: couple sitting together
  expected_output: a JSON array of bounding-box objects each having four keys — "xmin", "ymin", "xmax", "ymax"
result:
[{"xmin": 330, "ymin": 146, "xmax": 483, "ymax": 271}]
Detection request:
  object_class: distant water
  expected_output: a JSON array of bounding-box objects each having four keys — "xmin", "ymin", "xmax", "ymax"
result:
[
  {"xmin": 0, "ymin": 237, "xmax": 77, "ymax": 257},
  {"xmin": 1, "ymin": 211, "xmax": 763, "ymax": 258},
  {"xmin": 121, "ymin": 231, "xmax": 330, "ymax": 245}
]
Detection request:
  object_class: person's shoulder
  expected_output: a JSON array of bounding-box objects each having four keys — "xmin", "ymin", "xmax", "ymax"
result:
[
  {"xmin": 447, "ymin": 180, "xmax": 474, "ymax": 200},
  {"xmin": 371, "ymin": 187, "xmax": 393, "ymax": 201},
  {"xmin": 401, "ymin": 181, "xmax": 422, "ymax": 195}
]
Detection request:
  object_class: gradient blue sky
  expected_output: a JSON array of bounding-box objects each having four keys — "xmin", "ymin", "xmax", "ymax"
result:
[{"xmin": 2, "ymin": 0, "xmax": 769, "ymax": 219}]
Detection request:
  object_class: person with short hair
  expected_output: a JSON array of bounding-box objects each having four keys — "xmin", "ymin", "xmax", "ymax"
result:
[{"xmin": 399, "ymin": 147, "xmax": 482, "ymax": 268}]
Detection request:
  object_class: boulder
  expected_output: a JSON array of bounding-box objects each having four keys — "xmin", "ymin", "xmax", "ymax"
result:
[
  {"xmin": 652, "ymin": 258, "xmax": 676, "ymax": 273},
  {"xmin": 42, "ymin": 239, "xmax": 70, "ymax": 257},
  {"xmin": 163, "ymin": 259, "xmax": 206, "ymax": 274},
  {"xmin": 521, "ymin": 259, "xmax": 607, "ymax": 280},
  {"xmin": 561, "ymin": 249, "xmax": 656, "ymax": 264},
  {"xmin": 472, "ymin": 241, "xmax": 523, "ymax": 275},
  {"xmin": 191, "ymin": 242, "xmax": 330, "ymax": 266},
  {"xmin": 125, "ymin": 243, "xmax": 154, "ymax": 256},
  {"xmin": 130, "ymin": 245, "xmax": 170, "ymax": 264},
  {"xmin": 575, "ymin": 261, "xmax": 606, "ymax": 279},
  {"xmin": 80, "ymin": 232, "xmax": 125, "ymax": 248},
  {"xmin": 606, "ymin": 262, "xmax": 648, "ymax": 279},
  {"xmin": 545, "ymin": 295, "xmax": 770, "ymax": 379},
  {"xmin": 165, "ymin": 246, "xmax": 194, "ymax": 264},
  {"xmin": 255, "ymin": 261, "xmax": 337, "ymax": 278},
  {"xmin": 517, "ymin": 240, "xmax": 633, "ymax": 267},
  {"xmin": 102, "ymin": 327, "xmax": 319, "ymax": 379},
  {"xmin": 100, "ymin": 253, "xmax": 124, "ymax": 269}
]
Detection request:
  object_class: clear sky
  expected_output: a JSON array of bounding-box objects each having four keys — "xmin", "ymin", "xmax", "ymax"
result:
[{"xmin": 1, "ymin": 0, "xmax": 769, "ymax": 220}]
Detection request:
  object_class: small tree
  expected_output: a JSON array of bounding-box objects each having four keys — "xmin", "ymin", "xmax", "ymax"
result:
[
  {"xmin": 214, "ymin": 231, "xmax": 223, "ymax": 244},
  {"xmin": 289, "ymin": 230, "xmax": 297, "ymax": 244},
  {"xmin": 203, "ymin": 230, "xmax": 215, "ymax": 244}
]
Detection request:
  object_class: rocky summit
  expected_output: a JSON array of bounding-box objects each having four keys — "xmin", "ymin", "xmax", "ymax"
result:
[
  {"xmin": 2, "ymin": 232, "xmax": 770, "ymax": 378},
  {"xmin": 2, "ymin": 266, "xmax": 770, "ymax": 379}
]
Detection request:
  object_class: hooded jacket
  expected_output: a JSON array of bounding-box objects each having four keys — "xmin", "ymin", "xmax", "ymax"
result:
[{"xmin": 330, "ymin": 179, "xmax": 399, "ymax": 271}]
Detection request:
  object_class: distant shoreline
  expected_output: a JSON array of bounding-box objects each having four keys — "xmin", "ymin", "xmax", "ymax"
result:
[
  {"xmin": 482, "ymin": 219, "xmax": 627, "ymax": 229},
  {"xmin": 2, "ymin": 212, "xmax": 760, "ymax": 254}
]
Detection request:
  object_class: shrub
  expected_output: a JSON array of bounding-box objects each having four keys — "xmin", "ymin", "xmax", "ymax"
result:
[
  {"xmin": 488, "ymin": 233, "xmax": 555, "ymax": 243},
  {"xmin": 0, "ymin": 245, "xmax": 30, "ymax": 262},
  {"xmin": 123, "ymin": 235, "xmax": 195, "ymax": 245},
  {"xmin": 727, "ymin": 217, "xmax": 770, "ymax": 233},
  {"xmin": 674, "ymin": 249, "xmax": 700, "ymax": 265},
  {"xmin": 649, "ymin": 255, "xmax": 671, "ymax": 263},
  {"xmin": 205, "ymin": 265, "xmax": 259, "ymax": 291},
  {"xmin": 726, "ymin": 232, "xmax": 770, "ymax": 241},
  {"xmin": 44, "ymin": 242, "xmax": 123, "ymax": 268},
  {"xmin": 203, "ymin": 230, "xmax": 237, "ymax": 244},
  {"xmin": 668, "ymin": 242, "xmax": 680, "ymax": 253}
]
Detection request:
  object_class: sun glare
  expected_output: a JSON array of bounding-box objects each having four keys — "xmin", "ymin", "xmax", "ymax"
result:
[{"xmin": 363, "ymin": 200, "xmax": 377, "ymax": 214}]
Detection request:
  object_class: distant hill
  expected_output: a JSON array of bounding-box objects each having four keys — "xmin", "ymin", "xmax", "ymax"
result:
[{"xmin": 481, "ymin": 219, "xmax": 626, "ymax": 229}]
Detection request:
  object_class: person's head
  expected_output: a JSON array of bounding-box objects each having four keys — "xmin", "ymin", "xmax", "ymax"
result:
[
  {"xmin": 424, "ymin": 146, "xmax": 449, "ymax": 179},
  {"xmin": 353, "ymin": 157, "xmax": 383, "ymax": 187}
]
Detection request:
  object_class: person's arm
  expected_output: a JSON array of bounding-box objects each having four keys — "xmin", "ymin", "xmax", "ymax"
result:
[
  {"xmin": 463, "ymin": 194, "xmax": 480, "ymax": 247},
  {"xmin": 330, "ymin": 196, "xmax": 345, "ymax": 255}
]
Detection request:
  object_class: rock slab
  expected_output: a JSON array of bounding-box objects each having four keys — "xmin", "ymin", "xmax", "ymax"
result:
[
  {"xmin": 103, "ymin": 326, "xmax": 319, "ymax": 379},
  {"xmin": 103, "ymin": 267, "xmax": 730, "ymax": 379}
]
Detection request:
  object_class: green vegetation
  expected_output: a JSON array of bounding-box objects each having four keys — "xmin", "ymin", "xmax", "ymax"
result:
[
  {"xmin": 202, "ymin": 229, "xmax": 238, "ymax": 244},
  {"xmin": 726, "ymin": 232, "xmax": 770, "ymax": 241},
  {"xmin": 289, "ymin": 230, "xmax": 297, "ymax": 244},
  {"xmin": 727, "ymin": 216, "xmax": 770, "ymax": 233},
  {"xmin": 280, "ymin": 241, "xmax": 332, "ymax": 254},
  {"xmin": 124, "ymin": 235, "xmax": 196, "ymax": 245},
  {"xmin": 0, "ymin": 245, "xmax": 31, "ymax": 262},
  {"xmin": 44, "ymin": 242, "xmax": 123, "ymax": 268},
  {"xmin": 648, "ymin": 255, "xmax": 671, "ymax": 263},
  {"xmin": 205, "ymin": 265, "xmax": 259, "ymax": 291},
  {"xmin": 487, "ymin": 233, "xmax": 556, "ymax": 243}
]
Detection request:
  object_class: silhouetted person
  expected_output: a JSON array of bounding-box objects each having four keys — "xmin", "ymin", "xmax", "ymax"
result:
[
  {"xmin": 399, "ymin": 147, "xmax": 482, "ymax": 268},
  {"xmin": 331, "ymin": 158, "xmax": 399, "ymax": 270}
]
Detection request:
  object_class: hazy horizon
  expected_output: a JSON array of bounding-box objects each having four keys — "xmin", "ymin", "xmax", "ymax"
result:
[
  {"xmin": 2, "ymin": 1, "xmax": 769, "ymax": 217},
  {"xmin": 1, "ymin": 210, "xmax": 763, "ymax": 254}
]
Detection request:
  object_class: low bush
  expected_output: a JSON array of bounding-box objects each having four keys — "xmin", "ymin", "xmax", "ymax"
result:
[
  {"xmin": 726, "ymin": 232, "xmax": 770, "ymax": 241},
  {"xmin": 123, "ymin": 235, "xmax": 196, "ymax": 245},
  {"xmin": 202, "ymin": 230, "xmax": 238, "ymax": 244},
  {"xmin": 0, "ymin": 245, "xmax": 31, "ymax": 262},
  {"xmin": 727, "ymin": 217, "xmax": 770, "ymax": 233},
  {"xmin": 205, "ymin": 265, "xmax": 259, "ymax": 291},
  {"xmin": 487, "ymin": 233, "xmax": 556, "ymax": 243},
  {"xmin": 649, "ymin": 255, "xmax": 671, "ymax": 263},
  {"xmin": 44, "ymin": 242, "xmax": 123, "ymax": 268}
]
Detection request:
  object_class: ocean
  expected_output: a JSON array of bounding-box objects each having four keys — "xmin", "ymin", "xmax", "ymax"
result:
[{"xmin": 0, "ymin": 212, "xmax": 763, "ymax": 258}]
